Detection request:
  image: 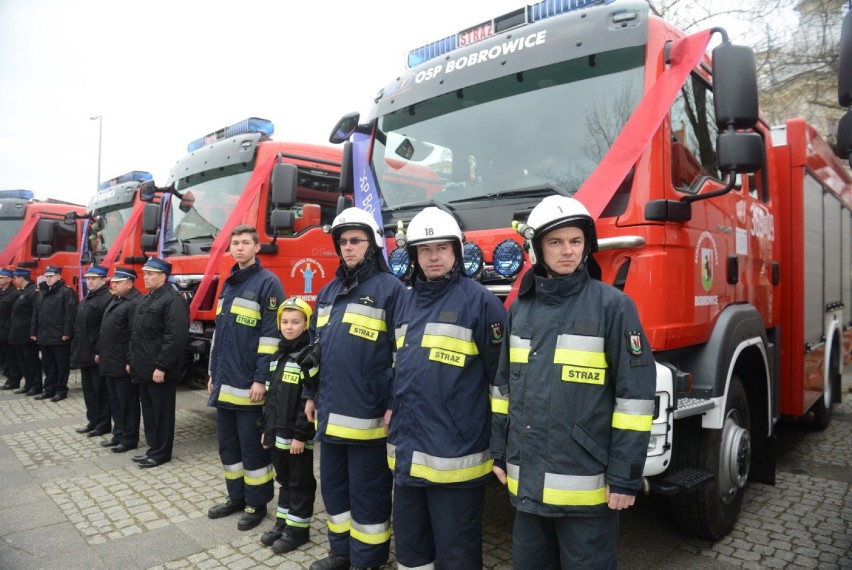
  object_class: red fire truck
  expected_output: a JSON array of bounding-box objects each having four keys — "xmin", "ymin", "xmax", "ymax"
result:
[
  {"xmin": 326, "ymin": 0, "xmax": 852, "ymax": 539},
  {"xmin": 73, "ymin": 171, "xmax": 159, "ymax": 292},
  {"xmin": 139, "ymin": 118, "xmax": 343, "ymax": 383},
  {"xmin": 0, "ymin": 190, "xmax": 86, "ymax": 289}
]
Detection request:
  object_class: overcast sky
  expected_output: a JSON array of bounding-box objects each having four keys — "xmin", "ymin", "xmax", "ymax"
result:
[{"xmin": 0, "ymin": 0, "xmax": 773, "ymax": 208}]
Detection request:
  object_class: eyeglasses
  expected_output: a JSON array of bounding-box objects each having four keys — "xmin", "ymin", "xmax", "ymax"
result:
[{"xmin": 337, "ymin": 238, "xmax": 368, "ymax": 246}]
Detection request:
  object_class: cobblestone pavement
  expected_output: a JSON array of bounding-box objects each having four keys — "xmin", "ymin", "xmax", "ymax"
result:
[{"xmin": 0, "ymin": 369, "xmax": 849, "ymax": 569}]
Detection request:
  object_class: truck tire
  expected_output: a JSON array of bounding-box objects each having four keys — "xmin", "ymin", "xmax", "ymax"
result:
[
  {"xmin": 669, "ymin": 375, "xmax": 751, "ymax": 539},
  {"xmin": 812, "ymin": 348, "xmax": 838, "ymax": 431}
]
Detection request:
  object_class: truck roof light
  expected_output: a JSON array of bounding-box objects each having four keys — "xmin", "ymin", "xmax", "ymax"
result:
[
  {"xmin": 0, "ymin": 189, "xmax": 35, "ymax": 200},
  {"xmin": 406, "ymin": 0, "xmax": 613, "ymax": 67},
  {"xmin": 186, "ymin": 117, "xmax": 275, "ymax": 152},
  {"xmin": 98, "ymin": 171, "xmax": 154, "ymax": 191}
]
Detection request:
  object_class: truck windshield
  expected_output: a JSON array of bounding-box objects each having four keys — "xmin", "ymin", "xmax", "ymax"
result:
[
  {"xmin": 86, "ymin": 206, "xmax": 133, "ymax": 263},
  {"xmin": 164, "ymin": 163, "xmax": 252, "ymax": 256},
  {"xmin": 0, "ymin": 218, "xmax": 24, "ymax": 248},
  {"xmin": 373, "ymin": 46, "xmax": 644, "ymax": 210}
]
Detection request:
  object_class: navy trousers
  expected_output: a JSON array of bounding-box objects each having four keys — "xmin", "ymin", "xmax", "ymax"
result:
[{"xmin": 217, "ymin": 408, "xmax": 274, "ymax": 508}]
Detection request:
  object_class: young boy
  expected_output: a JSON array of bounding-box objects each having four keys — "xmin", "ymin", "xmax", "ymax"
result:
[{"xmin": 260, "ymin": 297, "xmax": 318, "ymax": 554}]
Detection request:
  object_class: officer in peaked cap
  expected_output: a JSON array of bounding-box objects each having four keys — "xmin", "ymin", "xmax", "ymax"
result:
[
  {"xmin": 0, "ymin": 267, "xmax": 22, "ymax": 390},
  {"xmin": 31, "ymin": 265, "xmax": 77, "ymax": 402},
  {"xmin": 10, "ymin": 266, "xmax": 42, "ymax": 395},
  {"xmin": 71, "ymin": 265, "xmax": 114, "ymax": 437},
  {"xmin": 128, "ymin": 257, "xmax": 188, "ymax": 468},
  {"xmin": 100, "ymin": 267, "xmax": 143, "ymax": 454}
]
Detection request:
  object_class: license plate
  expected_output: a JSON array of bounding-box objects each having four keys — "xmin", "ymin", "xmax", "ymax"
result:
[{"xmin": 189, "ymin": 320, "xmax": 203, "ymax": 334}]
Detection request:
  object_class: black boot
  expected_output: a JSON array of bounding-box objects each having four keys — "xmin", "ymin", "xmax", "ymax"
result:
[
  {"xmin": 207, "ymin": 498, "xmax": 246, "ymax": 519},
  {"xmin": 271, "ymin": 527, "xmax": 309, "ymax": 554},
  {"xmin": 237, "ymin": 505, "xmax": 267, "ymax": 531},
  {"xmin": 308, "ymin": 554, "xmax": 351, "ymax": 570},
  {"xmin": 260, "ymin": 519, "xmax": 287, "ymax": 547}
]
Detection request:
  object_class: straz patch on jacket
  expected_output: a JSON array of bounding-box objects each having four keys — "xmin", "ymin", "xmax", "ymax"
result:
[
  {"xmin": 561, "ymin": 365, "xmax": 605, "ymax": 385},
  {"xmin": 429, "ymin": 348, "xmax": 466, "ymax": 367},
  {"xmin": 349, "ymin": 324, "xmax": 379, "ymax": 341},
  {"xmin": 236, "ymin": 314, "xmax": 258, "ymax": 327},
  {"xmin": 626, "ymin": 330, "xmax": 643, "ymax": 355}
]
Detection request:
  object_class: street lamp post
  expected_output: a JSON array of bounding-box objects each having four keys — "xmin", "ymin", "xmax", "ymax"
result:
[{"xmin": 89, "ymin": 115, "xmax": 102, "ymax": 190}]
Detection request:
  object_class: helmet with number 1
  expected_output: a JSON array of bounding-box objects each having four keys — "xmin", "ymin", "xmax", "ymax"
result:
[
  {"xmin": 405, "ymin": 207, "xmax": 464, "ymax": 262},
  {"xmin": 524, "ymin": 196, "xmax": 597, "ymax": 267},
  {"xmin": 329, "ymin": 207, "xmax": 384, "ymax": 256}
]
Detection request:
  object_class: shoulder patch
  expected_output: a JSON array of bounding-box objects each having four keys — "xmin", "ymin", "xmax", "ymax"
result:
[
  {"xmin": 490, "ymin": 322, "xmax": 504, "ymax": 344},
  {"xmin": 267, "ymin": 296, "xmax": 279, "ymax": 311},
  {"xmin": 625, "ymin": 330, "xmax": 643, "ymax": 355}
]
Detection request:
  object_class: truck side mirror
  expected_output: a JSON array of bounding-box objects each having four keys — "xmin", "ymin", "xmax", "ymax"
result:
[
  {"xmin": 716, "ymin": 131, "xmax": 764, "ymax": 174},
  {"xmin": 839, "ymin": 11, "xmax": 852, "ymax": 107},
  {"xmin": 270, "ymin": 209, "xmax": 295, "ymax": 231},
  {"xmin": 836, "ymin": 111, "xmax": 852, "ymax": 162},
  {"xmin": 271, "ymin": 163, "xmax": 297, "ymax": 207},
  {"xmin": 139, "ymin": 180, "xmax": 157, "ymax": 202},
  {"xmin": 141, "ymin": 234, "xmax": 159, "ymax": 252},
  {"xmin": 63, "ymin": 211, "xmax": 79, "ymax": 225},
  {"xmin": 178, "ymin": 190, "xmax": 195, "ymax": 213},
  {"xmin": 340, "ymin": 141, "xmax": 354, "ymax": 195},
  {"xmin": 712, "ymin": 43, "xmax": 759, "ymax": 130},
  {"xmin": 36, "ymin": 219, "xmax": 54, "ymax": 244},
  {"xmin": 36, "ymin": 244, "xmax": 53, "ymax": 258},
  {"xmin": 142, "ymin": 203, "xmax": 160, "ymax": 233},
  {"xmin": 329, "ymin": 112, "xmax": 361, "ymax": 144}
]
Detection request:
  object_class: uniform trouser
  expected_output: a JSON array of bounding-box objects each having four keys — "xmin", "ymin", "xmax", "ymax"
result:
[
  {"xmin": 1, "ymin": 343, "xmax": 22, "ymax": 387},
  {"xmin": 106, "ymin": 376, "xmax": 140, "ymax": 447},
  {"xmin": 138, "ymin": 380, "xmax": 176, "ymax": 463},
  {"xmin": 271, "ymin": 444, "xmax": 316, "ymax": 532},
  {"xmin": 216, "ymin": 408, "xmax": 274, "ymax": 507},
  {"xmin": 14, "ymin": 342, "xmax": 42, "ymax": 391},
  {"xmin": 512, "ymin": 509, "xmax": 619, "ymax": 570},
  {"xmin": 320, "ymin": 442, "xmax": 392, "ymax": 567},
  {"xmin": 81, "ymin": 366, "xmax": 111, "ymax": 433},
  {"xmin": 40, "ymin": 344, "xmax": 71, "ymax": 396},
  {"xmin": 393, "ymin": 482, "xmax": 485, "ymax": 570}
]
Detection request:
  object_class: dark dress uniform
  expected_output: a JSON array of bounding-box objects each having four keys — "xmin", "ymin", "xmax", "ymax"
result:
[
  {"xmin": 31, "ymin": 276, "xmax": 77, "ymax": 399},
  {"xmin": 10, "ymin": 276, "xmax": 42, "ymax": 394},
  {"xmin": 129, "ymin": 280, "xmax": 189, "ymax": 465},
  {"xmin": 0, "ymin": 274, "xmax": 23, "ymax": 389},
  {"xmin": 100, "ymin": 286, "xmax": 142, "ymax": 449},
  {"xmin": 71, "ymin": 279, "xmax": 113, "ymax": 432}
]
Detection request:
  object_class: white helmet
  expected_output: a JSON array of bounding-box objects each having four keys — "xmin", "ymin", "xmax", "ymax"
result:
[
  {"xmin": 523, "ymin": 195, "xmax": 597, "ymax": 266},
  {"xmin": 405, "ymin": 207, "xmax": 464, "ymax": 274},
  {"xmin": 329, "ymin": 207, "xmax": 384, "ymax": 256}
]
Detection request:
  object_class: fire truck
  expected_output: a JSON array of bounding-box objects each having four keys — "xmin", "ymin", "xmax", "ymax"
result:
[
  {"xmin": 139, "ymin": 118, "xmax": 343, "ymax": 383},
  {"xmin": 0, "ymin": 190, "xmax": 86, "ymax": 289},
  {"xmin": 324, "ymin": 0, "xmax": 852, "ymax": 539},
  {"xmin": 72, "ymin": 171, "xmax": 159, "ymax": 292}
]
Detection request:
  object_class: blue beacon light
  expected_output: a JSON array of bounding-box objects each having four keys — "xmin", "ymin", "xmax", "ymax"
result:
[
  {"xmin": 463, "ymin": 242, "xmax": 484, "ymax": 279},
  {"xmin": 493, "ymin": 239, "xmax": 524, "ymax": 276},
  {"xmin": 389, "ymin": 247, "xmax": 411, "ymax": 280},
  {"xmin": 186, "ymin": 117, "xmax": 275, "ymax": 152}
]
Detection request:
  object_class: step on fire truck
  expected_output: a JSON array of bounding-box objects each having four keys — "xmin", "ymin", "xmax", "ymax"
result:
[
  {"xmin": 327, "ymin": 0, "xmax": 852, "ymax": 539},
  {"xmin": 0, "ymin": 190, "xmax": 86, "ymax": 289},
  {"xmin": 139, "ymin": 118, "xmax": 344, "ymax": 384},
  {"xmin": 68, "ymin": 171, "xmax": 159, "ymax": 293}
]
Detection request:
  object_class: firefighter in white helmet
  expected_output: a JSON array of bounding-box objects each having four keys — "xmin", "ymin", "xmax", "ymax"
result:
[
  {"xmin": 491, "ymin": 195, "xmax": 656, "ymax": 568},
  {"xmin": 387, "ymin": 207, "xmax": 506, "ymax": 569},
  {"xmin": 304, "ymin": 207, "xmax": 406, "ymax": 570}
]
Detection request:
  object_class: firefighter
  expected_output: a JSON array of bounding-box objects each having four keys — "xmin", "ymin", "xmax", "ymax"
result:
[
  {"xmin": 207, "ymin": 225, "xmax": 284, "ymax": 531},
  {"xmin": 259, "ymin": 297, "xmax": 318, "ymax": 554},
  {"xmin": 100, "ymin": 267, "xmax": 143, "ymax": 454},
  {"xmin": 71, "ymin": 265, "xmax": 113, "ymax": 437},
  {"xmin": 129, "ymin": 257, "xmax": 189, "ymax": 468},
  {"xmin": 305, "ymin": 207, "xmax": 406, "ymax": 570},
  {"xmin": 10, "ymin": 267, "xmax": 41, "ymax": 396},
  {"xmin": 387, "ymin": 207, "xmax": 506, "ymax": 569},
  {"xmin": 0, "ymin": 267, "xmax": 23, "ymax": 391},
  {"xmin": 30, "ymin": 265, "xmax": 77, "ymax": 402},
  {"xmin": 491, "ymin": 195, "xmax": 656, "ymax": 568}
]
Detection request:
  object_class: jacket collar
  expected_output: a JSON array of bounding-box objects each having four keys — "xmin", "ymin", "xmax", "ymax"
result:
[{"xmin": 519, "ymin": 265, "xmax": 589, "ymax": 299}]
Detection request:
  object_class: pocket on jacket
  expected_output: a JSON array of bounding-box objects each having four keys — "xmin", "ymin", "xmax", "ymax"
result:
[{"xmin": 571, "ymin": 422, "xmax": 609, "ymax": 468}]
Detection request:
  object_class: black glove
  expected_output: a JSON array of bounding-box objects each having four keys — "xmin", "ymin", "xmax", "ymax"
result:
[{"xmin": 295, "ymin": 342, "xmax": 321, "ymax": 374}]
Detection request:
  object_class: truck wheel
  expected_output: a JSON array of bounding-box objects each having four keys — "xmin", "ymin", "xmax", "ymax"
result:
[
  {"xmin": 812, "ymin": 348, "xmax": 838, "ymax": 430},
  {"xmin": 669, "ymin": 375, "xmax": 751, "ymax": 539}
]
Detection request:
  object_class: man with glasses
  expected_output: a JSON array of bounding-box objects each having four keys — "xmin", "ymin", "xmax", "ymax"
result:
[{"xmin": 305, "ymin": 208, "xmax": 406, "ymax": 570}]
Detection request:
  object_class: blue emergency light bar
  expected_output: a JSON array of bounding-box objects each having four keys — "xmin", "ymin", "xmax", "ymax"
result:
[
  {"xmin": 0, "ymin": 189, "xmax": 35, "ymax": 200},
  {"xmin": 98, "ymin": 171, "xmax": 154, "ymax": 191},
  {"xmin": 186, "ymin": 117, "xmax": 275, "ymax": 152},
  {"xmin": 406, "ymin": 0, "xmax": 614, "ymax": 67}
]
